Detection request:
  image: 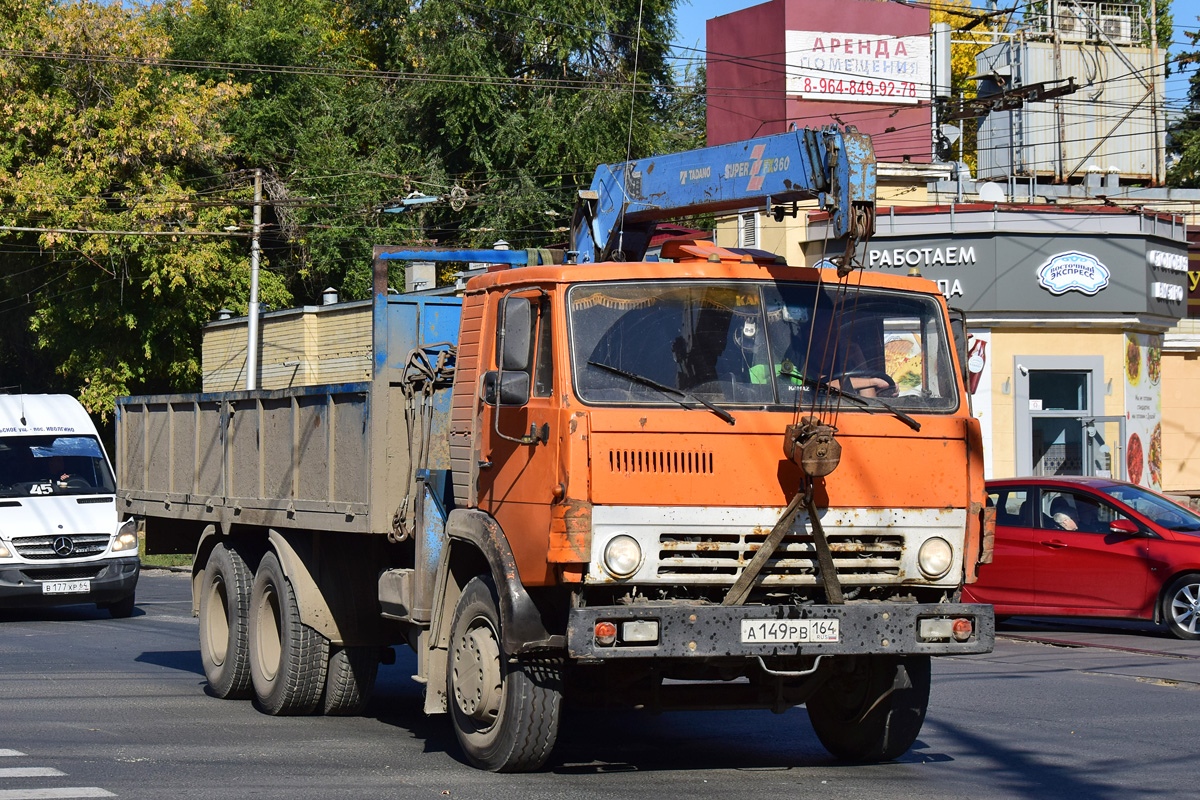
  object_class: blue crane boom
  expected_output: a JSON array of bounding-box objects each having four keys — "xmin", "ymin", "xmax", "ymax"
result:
[
  {"xmin": 375, "ymin": 125, "xmax": 876, "ymax": 270},
  {"xmin": 570, "ymin": 125, "xmax": 876, "ymax": 265}
]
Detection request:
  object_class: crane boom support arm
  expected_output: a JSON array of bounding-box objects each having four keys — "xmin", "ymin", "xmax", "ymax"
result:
[{"xmin": 571, "ymin": 125, "xmax": 876, "ymax": 264}]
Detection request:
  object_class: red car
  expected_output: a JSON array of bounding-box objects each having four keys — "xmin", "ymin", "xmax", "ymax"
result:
[{"xmin": 963, "ymin": 477, "xmax": 1200, "ymax": 640}]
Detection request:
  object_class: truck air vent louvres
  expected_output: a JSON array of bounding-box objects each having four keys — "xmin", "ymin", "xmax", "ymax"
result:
[{"xmin": 607, "ymin": 450, "xmax": 714, "ymax": 474}]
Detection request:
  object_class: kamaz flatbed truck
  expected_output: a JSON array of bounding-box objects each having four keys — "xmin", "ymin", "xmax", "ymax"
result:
[{"xmin": 116, "ymin": 126, "xmax": 995, "ymax": 771}]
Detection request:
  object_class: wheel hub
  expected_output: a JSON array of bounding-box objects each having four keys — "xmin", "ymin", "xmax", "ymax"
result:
[
  {"xmin": 1172, "ymin": 583, "xmax": 1200, "ymax": 632},
  {"xmin": 204, "ymin": 576, "xmax": 230, "ymax": 665},
  {"xmin": 452, "ymin": 622, "xmax": 503, "ymax": 723}
]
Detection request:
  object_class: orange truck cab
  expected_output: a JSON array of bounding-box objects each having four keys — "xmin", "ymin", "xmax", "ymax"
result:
[{"xmin": 434, "ymin": 238, "xmax": 994, "ymax": 765}]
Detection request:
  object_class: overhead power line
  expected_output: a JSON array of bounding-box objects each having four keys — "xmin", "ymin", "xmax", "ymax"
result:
[{"xmin": 0, "ymin": 225, "xmax": 249, "ymax": 237}]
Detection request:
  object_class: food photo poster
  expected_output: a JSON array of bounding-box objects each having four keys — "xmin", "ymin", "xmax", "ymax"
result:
[{"xmin": 1124, "ymin": 332, "xmax": 1163, "ymax": 490}]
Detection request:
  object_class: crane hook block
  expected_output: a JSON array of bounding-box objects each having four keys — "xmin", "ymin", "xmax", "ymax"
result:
[{"xmin": 783, "ymin": 418, "xmax": 841, "ymax": 478}]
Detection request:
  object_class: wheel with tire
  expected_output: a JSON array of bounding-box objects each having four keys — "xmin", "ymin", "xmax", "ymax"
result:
[
  {"xmin": 106, "ymin": 593, "xmax": 136, "ymax": 619},
  {"xmin": 198, "ymin": 543, "xmax": 253, "ymax": 699},
  {"xmin": 447, "ymin": 575, "xmax": 562, "ymax": 772},
  {"xmin": 321, "ymin": 646, "xmax": 379, "ymax": 716},
  {"xmin": 807, "ymin": 655, "xmax": 931, "ymax": 763},
  {"xmin": 248, "ymin": 551, "xmax": 328, "ymax": 715},
  {"xmin": 1163, "ymin": 574, "xmax": 1200, "ymax": 640}
]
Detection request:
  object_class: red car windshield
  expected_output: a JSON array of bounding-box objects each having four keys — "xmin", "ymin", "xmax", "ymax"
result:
[{"xmin": 1099, "ymin": 484, "xmax": 1200, "ymax": 532}]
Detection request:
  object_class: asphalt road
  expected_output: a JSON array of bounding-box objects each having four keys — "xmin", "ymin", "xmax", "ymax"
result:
[{"xmin": 2, "ymin": 571, "xmax": 1198, "ymax": 800}]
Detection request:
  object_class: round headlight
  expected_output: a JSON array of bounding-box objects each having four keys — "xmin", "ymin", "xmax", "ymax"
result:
[
  {"xmin": 918, "ymin": 537, "xmax": 953, "ymax": 579},
  {"xmin": 603, "ymin": 535, "xmax": 642, "ymax": 579}
]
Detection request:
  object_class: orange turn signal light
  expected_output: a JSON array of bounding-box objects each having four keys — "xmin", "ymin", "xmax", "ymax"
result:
[{"xmin": 595, "ymin": 621, "xmax": 618, "ymax": 646}]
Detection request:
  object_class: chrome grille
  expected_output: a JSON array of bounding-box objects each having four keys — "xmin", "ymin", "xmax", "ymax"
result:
[
  {"xmin": 11, "ymin": 534, "xmax": 111, "ymax": 560},
  {"xmin": 656, "ymin": 531, "xmax": 904, "ymax": 584}
]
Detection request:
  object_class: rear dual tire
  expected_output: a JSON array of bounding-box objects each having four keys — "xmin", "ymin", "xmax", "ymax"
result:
[
  {"xmin": 198, "ymin": 543, "xmax": 254, "ymax": 699},
  {"xmin": 248, "ymin": 552, "xmax": 329, "ymax": 715},
  {"xmin": 199, "ymin": 545, "xmax": 379, "ymax": 715},
  {"xmin": 322, "ymin": 646, "xmax": 379, "ymax": 716}
]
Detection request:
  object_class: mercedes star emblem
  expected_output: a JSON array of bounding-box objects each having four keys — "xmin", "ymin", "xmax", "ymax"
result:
[{"xmin": 52, "ymin": 536, "xmax": 74, "ymax": 556}]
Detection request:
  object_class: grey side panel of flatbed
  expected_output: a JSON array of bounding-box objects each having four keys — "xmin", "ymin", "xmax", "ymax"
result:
[
  {"xmin": 116, "ymin": 295, "xmax": 463, "ymax": 541},
  {"xmin": 116, "ymin": 384, "xmax": 385, "ymax": 534}
]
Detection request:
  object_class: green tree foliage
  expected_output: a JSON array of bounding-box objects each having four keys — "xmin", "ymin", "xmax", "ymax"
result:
[
  {"xmin": 155, "ymin": 0, "xmax": 423, "ymax": 303},
  {"xmin": 1169, "ymin": 17, "xmax": 1200, "ymax": 186},
  {"xmin": 160, "ymin": 0, "xmax": 700, "ymax": 299},
  {"xmin": 366, "ymin": 0, "xmax": 692, "ymax": 248},
  {"xmin": 1, "ymin": 0, "xmax": 703, "ymax": 412},
  {"xmin": 0, "ymin": 0, "xmax": 288, "ymax": 415}
]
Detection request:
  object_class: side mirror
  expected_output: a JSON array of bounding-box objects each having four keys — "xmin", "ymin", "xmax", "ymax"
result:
[
  {"xmin": 948, "ymin": 308, "xmax": 968, "ymax": 385},
  {"xmin": 482, "ymin": 371, "xmax": 531, "ymax": 406},
  {"xmin": 499, "ymin": 297, "xmax": 532, "ymax": 371},
  {"xmin": 1109, "ymin": 518, "xmax": 1140, "ymax": 535}
]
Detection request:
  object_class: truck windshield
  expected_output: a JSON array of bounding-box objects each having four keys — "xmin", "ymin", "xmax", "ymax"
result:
[
  {"xmin": 568, "ymin": 280, "xmax": 958, "ymax": 412},
  {"xmin": 0, "ymin": 435, "xmax": 116, "ymax": 497}
]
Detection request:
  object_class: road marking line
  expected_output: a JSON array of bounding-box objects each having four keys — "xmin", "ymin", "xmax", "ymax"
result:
[
  {"xmin": 0, "ymin": 770, "xmax": 65, "ymax": 778},
  {"xmin": 0, "ymin": 791, "xmax": 115, "ymax": 799},
  {"xmin": 0, "ymin": 752, "xmax": 25, "ymax": 758}
]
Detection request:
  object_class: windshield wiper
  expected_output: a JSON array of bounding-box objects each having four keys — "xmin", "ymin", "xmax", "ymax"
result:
[
  {"xmin": 779, "ymin": 366, "xmax": 921, "ymax": 432},
  {"xmin": 587, "ymin": 360, "xmax": 736, "ymax": 425}
]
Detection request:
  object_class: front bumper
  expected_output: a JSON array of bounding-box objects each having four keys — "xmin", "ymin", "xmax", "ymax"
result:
[
  {"xmin": 567, "ymin": 602, "xmax": 994, "ymax": 659},
  {"xmin": 0, "ymin": 556, "xmax": 140, "ymax": 608}
]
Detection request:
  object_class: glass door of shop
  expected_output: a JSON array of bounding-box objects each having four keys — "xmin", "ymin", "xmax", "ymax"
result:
[
  {"xmin": 1015, "ymin": 357, "xmax": 1108, "ymax": 478},
  {"xmin": 1028, "ymin": 370, "xmax": 1090, "ymax": 476}
]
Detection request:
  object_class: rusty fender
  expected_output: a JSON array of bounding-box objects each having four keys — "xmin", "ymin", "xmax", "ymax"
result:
[{"xmin": 444, "ymin": 509, "xmax": 564, "ymax": 654}]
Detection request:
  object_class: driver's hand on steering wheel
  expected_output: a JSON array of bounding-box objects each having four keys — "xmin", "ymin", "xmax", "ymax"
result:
[{"xmin": 844, "ymin": 375, "xmax": 891, "ymax": 398}]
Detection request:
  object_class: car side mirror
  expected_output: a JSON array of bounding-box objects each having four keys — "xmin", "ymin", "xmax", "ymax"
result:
[
  {"xmin": 482, "ymin": 370, "xmax": 531, "ymax": 406},
  {"xmin": 1109, "ymin": 518, "xmax": 1140, "ymax": 535}
]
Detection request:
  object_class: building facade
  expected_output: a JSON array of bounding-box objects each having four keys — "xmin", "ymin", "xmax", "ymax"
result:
[{"xmin": 804, "ymin": 206, "xmax": 1188, "ymax": 490}]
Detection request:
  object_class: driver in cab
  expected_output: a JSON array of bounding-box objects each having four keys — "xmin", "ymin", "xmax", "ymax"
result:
[{"xmin": 750, "ymin": 299, "xmax": 894, "ymax": 398}]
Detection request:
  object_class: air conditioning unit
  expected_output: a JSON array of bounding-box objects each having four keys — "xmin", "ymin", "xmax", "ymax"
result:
[
  {"xmin": 1099, "ymin": 15, "xmax": 1134, "ymax": 45},
  {"xmin": 1056, "ymin": 11, "xmax": 1090, "ymax": 42}
]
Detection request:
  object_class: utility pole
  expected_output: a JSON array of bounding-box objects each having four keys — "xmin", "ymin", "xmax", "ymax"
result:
[
  {"xmin": 246, "ymin": 168, "xmax": 262, "ymax": 391},
  {"xmin": 1151, "ymin": 0, "xmax": 1162, "ymax": 185}
]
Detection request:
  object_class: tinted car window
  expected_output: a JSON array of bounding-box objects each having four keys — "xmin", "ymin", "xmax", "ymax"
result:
[{"xmin": 990, "ymin": 487, "xmax": 1032, "ymax": 527}]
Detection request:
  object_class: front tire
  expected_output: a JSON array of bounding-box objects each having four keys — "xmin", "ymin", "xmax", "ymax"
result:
[
  {"xmin": 198, "ymin": 543, "xmax": 253, "ymax": 699},
  {"xmin": 106, "ymin": 593, "xmax": 136, "ymax": 619},
  {"xmin": 807, "ymin": 655, "xmax": 931, "ymax": 763},
  {"xmin": 248, "ymin": 551, "xmax": 328, "ymax": 715},
  {"xmin": 447, "ymin": 575, "xmax": 562, "ymax": 772},
  {"xmin": 1163, "ymin": 574, "xmax": 1200, "ymax": 640}
]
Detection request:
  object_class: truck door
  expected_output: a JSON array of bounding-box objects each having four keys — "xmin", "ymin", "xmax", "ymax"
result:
[{"xmin": 477, "ymin": 288, "xmax": 561, "ymax": 586}]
